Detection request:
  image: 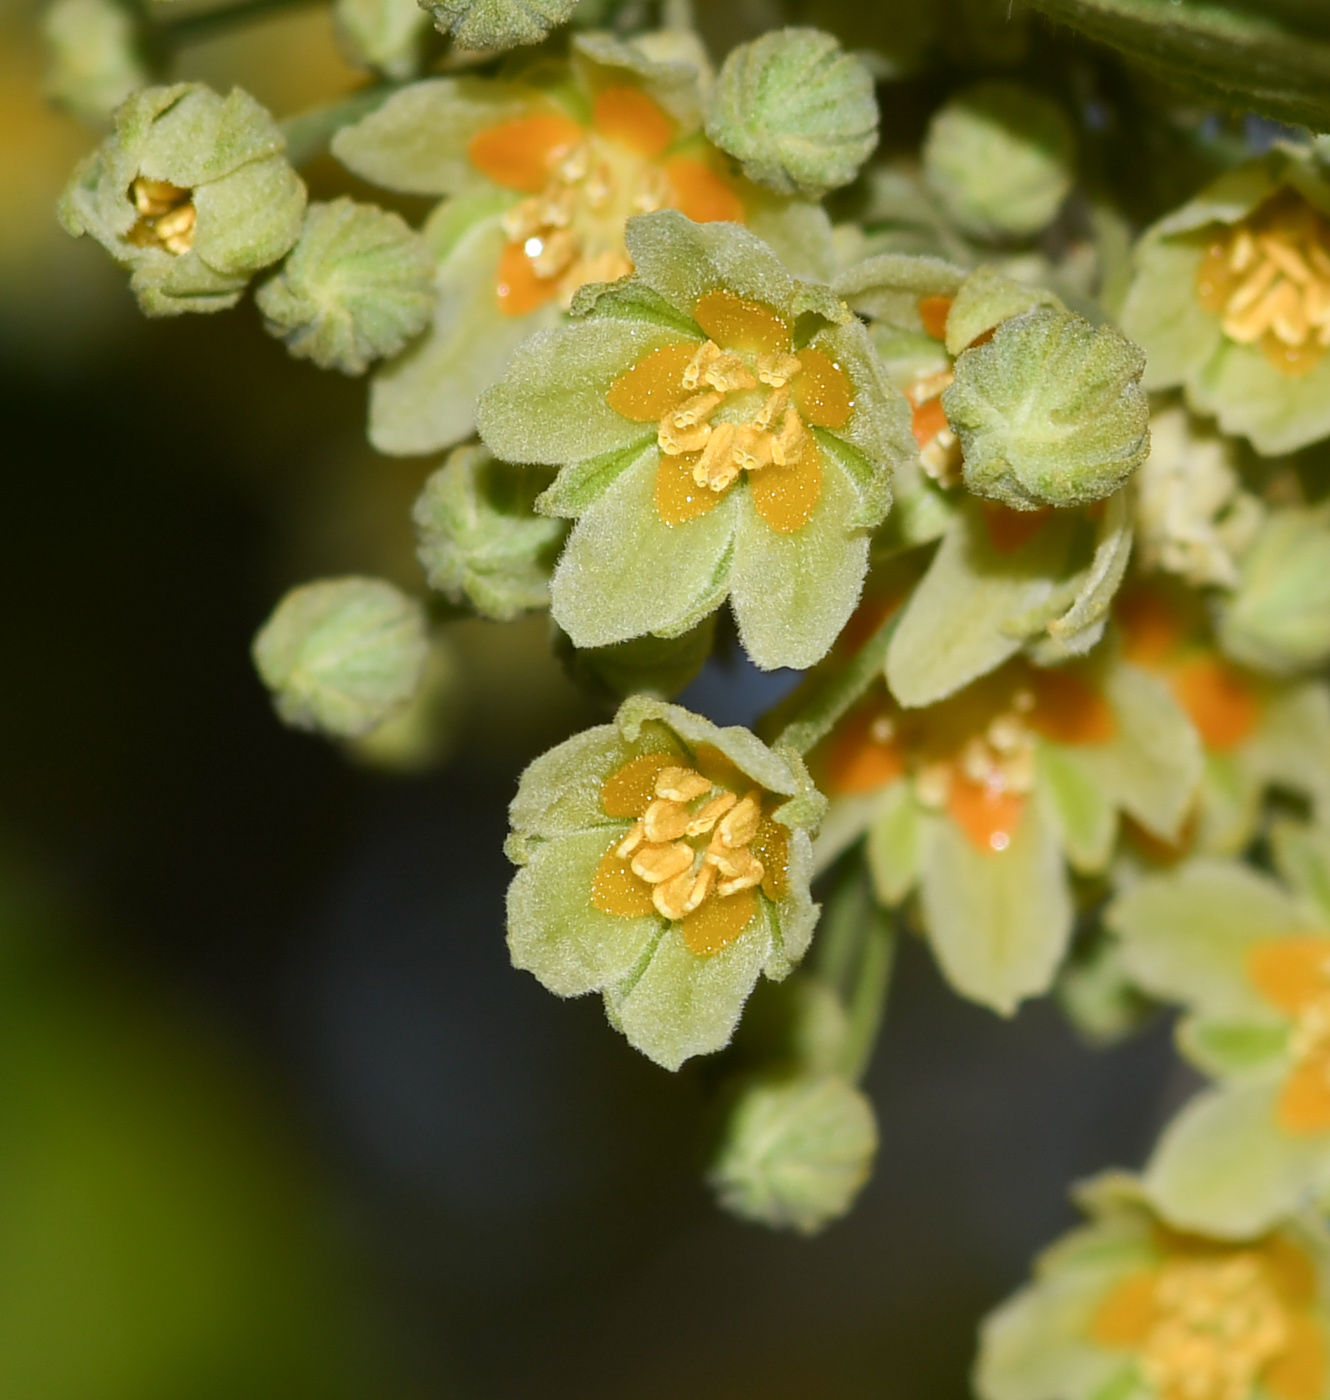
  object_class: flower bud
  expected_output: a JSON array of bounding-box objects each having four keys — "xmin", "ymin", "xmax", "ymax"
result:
[
  {"xmin": 333, "ymin": 0, "xmax": 431, "ymax": 78},
  {"xmin": 252, "ymin": 577, "xmax": 430, "ymax": 739},
  {"xmin": 413, "ymin": 445, "xmax": 565, "ymax": 621},
  {"xmin": 705, "ymin": 28, "xmax": 878, "ymax": 197},
  {"xmin": 256, "ymin": 198, "xmax": 434, "ymax": 376},
  {"xmin": 942, "ymin": 304, "xmax": 1149, "ymax": 511},
  {"xmin": 1218, "ymin": 507, "xmax": 1330, "ymax": 675},
  {"xmin": 418, "ymin": 0, "xmax": 576, "ymax": 49},
  {"xmin": 59, "ymin": 83, "xmax": 306, "ymax": 316},
  {"xmin": 42, "ymin": 0, "xmax": 151, "ymax": 126},
  {"xmin": 709, "ymin": 1073, "xmax": 877, "ymax": 1234},
  {"xmin": 923, "ymin": 82, "xmax": 1075, "ymax": 241},
  {"xmin": 345, "ymin": 638, "xmax": 462, "ymax": 772}
]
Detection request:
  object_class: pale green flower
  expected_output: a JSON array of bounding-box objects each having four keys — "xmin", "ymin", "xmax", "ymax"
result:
[
  {"xmin": 505, "ymin": 697, "xmax": 826, "ymax": 1069},
  {"xmin": 477, "ymin": 210, "xmax": 914, "ymax": 672},
  {"xmin": 1120, "ymin": 147, "xmax": 1330, "ymax": 455},
  {"xmin": 331, "ymin": 34, "xmax": 833, "ymax": 455},
  {"xmin": 977, "ymin": 1171, "xmax": 1330, "ymax": 1400},
  {"xmin": 42, "ymin": 0, "xmax": 150, "ymax": 126},
  {"xmin": 59, "ymin": 83, "xmax": 306, "ymax": 316},
  {"xmin": 1109, "ymin": 834, "xmax": 1330, "ymax": 1237},
  {"xmin": 808, "ymin": 648, "xmax": 1200, "ymax": 1014}
]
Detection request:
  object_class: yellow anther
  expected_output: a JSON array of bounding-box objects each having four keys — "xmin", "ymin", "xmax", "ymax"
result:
[
  {"xmin": 685, "ymin": 791, "xmax": 738, "ymax": 836},
  {"xmin": 669, "ymin": 392, "xmax": 723, "ymax": 428},
  {"xmin": 754, "ymin": 384, "xmax": 791, "ymax": 430},
  {"xmin": 732, "ymin": 424, "xmax": 774, "ymax": 473},
  {"xmin": 615, "ymin": 820, "xmax": 646, "ymax": 859},
  {"xmin": 643, "ymin": 797, "xmax": 691, "ymax": 843},
  {"xmin": 132, "ymin": 177, "xmax": 187, "ymax": 218},
  {"xmin": 694, "ymin": 421, "xmax": 740, "ymax": 491},
  {"xmin": 631, "ymin": 841, "xmax": 693, "ymax": 884},
  {"xmin": 771, "ymin": 408, "xmax": 809, "ymax": 466},
  {"xmin": 905, "ymin": 368, "xmax": 955, "ymax": 407},
  {"xmin": 654, "ymin": 861, "xmax": 713, "ymax": 920},
  {"xmin": 703, "ymin": 352, "xmax": 757, "ymax": 394},
  {"xmin": 655, "ymin": 767, "xmax": 712, "ymax": 803},
  {"xmin": 531, "ymin": 228, "xmax": 576, "ymax": 278},
  {"xmin": 718, "ymin": 792, "xmax": 762, "ymax": 849},
  {"xmin": 682, "ymin": 340, "xmax": 722, "ymax": 390},
  {"xmin": 756, "ymin": 351, "xmax": 802, "ymax": 387},
  {"xmin": 1260, "ymin": 234, "xmax": 1313, "ymax": 284}
]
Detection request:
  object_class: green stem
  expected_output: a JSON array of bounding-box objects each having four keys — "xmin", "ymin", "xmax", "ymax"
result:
[
  {"xmin": 279, "ymin": 83, "xmax": 403, "ymax": 167},
  {"xmin": 772, "ymin": 612, "xmax": 899, "ymax": 757},
  {"xmin": 839, "ymin": 901, "xmax": 894, "ymax": 1084},
  {"xmin": 152, "ymin": 0, "xmax": 325, "ymax": 47}
]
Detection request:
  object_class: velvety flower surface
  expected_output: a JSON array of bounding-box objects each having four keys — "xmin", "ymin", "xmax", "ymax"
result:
[
  {"xmin": 505, "ymin": 697, "xmax": 826, "ymax": 1069},
  {"xmin": 977, "ymin": 1172, "xmax": 1330, "ymax": 1400},
  {"xmin": 331, "ymin": 32, "xmax": 833, "ymax": 454},
  {"xmin": 1110, "ymin": 831, "xmax": 1330, "ymax": 1237},
  {"xmin": 1121, "ymin": 148, "xmax": 1330, "ymax": 455},
  {"xmin": 809, "ymin": 644, "xmax": 1199, "ymax": 1014},
  {"xmin": 477, "ymin": 210, "xmax": 914, "ymax": 671}
]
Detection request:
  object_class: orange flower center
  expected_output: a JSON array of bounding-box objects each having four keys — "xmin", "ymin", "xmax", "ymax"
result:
[
  {"xmin": 606, "ymin": 290, "xmax": 854, "ymax": 532},
  {"xmin": 906, "ymin": 368, "xmax": 961, "ymax": 487},
  {"xmin": 590, "ymin": 748, "xmax": 789, "ymax": 956},
  {"xmin": 818, "ymin": 663, "xmax": 1114, "ymax": 855},
  {"xmin": 469, "ymin": 89, "xmax": 745, "ymax": 317},
  {"xmin": 1195, "ymin": 188, "xmax": 1330, "ymax": 378},
  {"xmin": 1248, "ymin": 938, "xmax": 1330, "ymax": 1135},
  {"xmin": 127, "ymin": 176, "xmax": 196, "ymax": 255}
]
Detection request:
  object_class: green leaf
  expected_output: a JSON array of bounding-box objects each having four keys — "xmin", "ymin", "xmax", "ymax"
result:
[
  {"xmin": 922, "ymin": 81, "xmax": 1076, "ymax": 241},
  {"xmin": 704, "ymin": 27, "xmax": 878, "ymax": 198},
  {"xmin": 885, "ymin": 499, "xmax": 1076, "ymax": 709},
  {"xmin": 251, "ymin": 577, "xmax": 429, "ymax": 739},
  {"xmin": 917, "ymin": 802, "xmax": 1073, "ymax": 1014},
  {"xmin": 1144, "ymin": 1078, "xmax": 1329, "ymax": 1240},
  {"xmin": 507, "ymin": 827, "xmax": 663, "ymax": 997},
  {"xmin": 416, "ymin": 0, "xmax": 575, "ymax": 50},
  {"xmin": 256, "ymin": 197, "xmax": 435, "ymax": 375},
  {"xmin": 413, "ymin": 444, "xmax": 564, "ymax": 620},
  {"xmin": 1019, "ymin": 0, "xmax": 1330, "ymax": 133},
  {"xmin": 943, "ymin": 307, "xmax": 1149, "ymax": 511}
]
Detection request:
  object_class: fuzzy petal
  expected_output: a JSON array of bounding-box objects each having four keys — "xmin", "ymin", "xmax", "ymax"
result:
[
  {"xmin": 918, "ymin": 803, "xmax": 1073, "ymax": 1015},
  {"xmin": 549, "ymin": 445, "xmax": 739, "ymax": 649},
  {"xmin": 1197, "ymin": 340, "xmax": 1330, "ymax": 457},
  {"xmin": 865, "ymin": 780, "xmax": 921, "ymax": 904},
  {"xmin": 1119, "ymin": 235, "xmax": 1224, "ymax": 393},
  {"xmin": 1036, "ymin": 744, "xmax": 1116, "ymax": 874}
]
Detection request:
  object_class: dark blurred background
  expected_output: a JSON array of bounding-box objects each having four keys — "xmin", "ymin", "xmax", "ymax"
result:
[{"xmin": 0, "ymin": 5, "xmax": 1182, "ymax": 1394}]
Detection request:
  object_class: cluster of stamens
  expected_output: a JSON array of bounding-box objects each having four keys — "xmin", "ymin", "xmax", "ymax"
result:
[
  {"xmin": 614, "ymin": 764, "xmax": 765, "ymax": 921},
  {"xmin": 127, "ymin": 177, "xmax": 196, "ymax": 255},
  {"xmin": 913, "ymin": 688, "xmax": 1037, "ymax": 815},
  {"xmin": 657, "ymin": 341, "xmax": 811, "ymax": 493},
  {"xmin": 1198, "ymin": 192, "xmax": 1330, "ymax": 373},
  {"xmin": 501, "ymin": 140, "xmax": 669, "ymax": 308},
  {"xmin": 906, "ymin": 368, "xmax": 962, "ymax": 487},
  {"xmin": 1139, "ymin": 1255, "xmax": 1289, "ymax": 1400}
]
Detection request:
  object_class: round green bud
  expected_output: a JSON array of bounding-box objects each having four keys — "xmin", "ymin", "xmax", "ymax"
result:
[
  {"xmin": 344, "ymin": 638, "xmax": 462, "ymax": 772},
  {"xmin": 42, "ymin": 0, "xmax": 151, "ymax": 126},
  {"xmin": 252, "ymin": 577, "xmax": 430, "ymax": 739},
  {"xmin": 709, "ymin": 1073, "xmax": 877, "ymax": 1234},
  {"xmin": 1218, "ymin": 508, "xmax": 1330, "ymax": 675},
  {"xmin": 705, "ymin": 27, "xmax": 879, "ymax": 197},
  {"xmin": 413, "ymin": 445, "xmax": 565, "ymax": 621},
  {"xmin": 923, "ymin": 81, "xmax": 1075, "ymax": 240},
  {"xmin": 418, "ymin": 0, "xmax": 576, "ymax": 49},
  {"xmin": 256, "ymin": 198, "xmax": 435, "ymax": 376},
  {"xmin": 942, "ymin": 305, "xmax": 1149, "ymax": 511},
  {"xmin": 333, "ymin": 0, "xmax": 431, "ymax": 78},
  {"xmin": 58, "ymin": 83, "xmax": 306, "ymax": 316}
]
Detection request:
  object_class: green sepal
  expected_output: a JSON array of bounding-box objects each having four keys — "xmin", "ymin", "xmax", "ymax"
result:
[
  {"xmin": 885, "ymin": 498, "xmax": 1076, "ymax": 708},
  {"xmin": 1218, "ymin": 507, "xmax": 1330, "ymax": 676},
  {"xmin": 256, "ymin": 197, "xmax": 435, "ymax": 375},
  {"xmin": 917, "ymin": 801, "xmax": 1073, "ymax": 1015},
  {"xmin": 944, "ymin": 266, "xmax": 1064, "ymax": 358},
  {"xmin": 1018, "ymin": 0, "xmax": 1330, "ymax": 133},
  {"xmin": 707, "ymin": 1072, "xmax": 878, "ymax": 1234},
  {"xmin": 943, "ymin": 307, "xmax": 1149, "ymax": 512},
  {"xmin": 1030, "ymin": 489, "xmax": 1134, "ymax": 662},
  {"xmin": 704, "ymin": 27, "xmax": 878, "ymax": 198},
  {"xmin": 558, "ymin": 617, "xmax": 716, "ymax": 704},
  {"xmin": 413, "ymin": 444, "xmax": 565, "ymax": 620},
  {"xmin": 417, "ymin": 0, "xmax": 576, "ymax": 50},
  {"xmin": 251, "ymin": 576, "xmax": 429, "ymax": 739},
  {"xmin": 922, "ymin": 81, "xmax": 1076, "ymax": 241}
]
